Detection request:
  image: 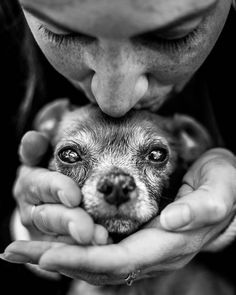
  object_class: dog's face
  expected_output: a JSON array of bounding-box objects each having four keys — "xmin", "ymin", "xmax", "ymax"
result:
[{"xmin": 35, "ymin": 99, "xmax": 212, "ymax": 237}]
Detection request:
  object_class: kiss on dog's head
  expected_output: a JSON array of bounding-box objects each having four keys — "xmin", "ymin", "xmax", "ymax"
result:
[{"xmin": 34, "ymin": 99, "xmax": 212, "ymax": 239}]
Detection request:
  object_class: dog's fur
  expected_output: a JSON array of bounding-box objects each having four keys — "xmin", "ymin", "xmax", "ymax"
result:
[{"xmin": 34, "ymin": 99, "xmax": 233, "ymax": 295}]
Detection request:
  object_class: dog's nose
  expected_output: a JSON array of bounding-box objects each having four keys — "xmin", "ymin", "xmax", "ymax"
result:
[{"xmin": 97, "ymin": 172, "xmax": 136, "ymax": 206}]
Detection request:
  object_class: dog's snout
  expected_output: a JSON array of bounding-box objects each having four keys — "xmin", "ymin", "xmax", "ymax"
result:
[{"xmin": 97, "ymin": 172, "xmax": 136, "ymax": 206}]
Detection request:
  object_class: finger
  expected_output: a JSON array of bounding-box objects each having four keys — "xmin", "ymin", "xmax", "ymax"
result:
[
  {"xmin": 38, "ymin": 228, "xmax": 186, "ymax": 274},
  {"xmin": 14, "ymin": 166, "xmax": 81, "ymax": 207},
  {"xmin": 1, "ymin": 232, "xmax": 155, "ymax": 271},
  {"xmin": 33, "ymin": 204, "xmax": 97, "ymax": 244},
  {"xmin": 92, "ymin": 224, "xmax": 109, "ymax": 245},
  {"xmin": 160, "ymin": 165, "xmax": 236, "ymax": 231},
  {"xmin": 2, "ymin": 241, "xmax": 64, "ymax": 264},
  {"xmin": 2, "ymin": 226, "xmax": 212, "ymax": 276},
  {"xmin": 19, "ymin": 131, "xmax": 49, "ymax": 166},
  {"xmin": 2, "ymin": 241, "xmax": 122, "ymax": 285}
]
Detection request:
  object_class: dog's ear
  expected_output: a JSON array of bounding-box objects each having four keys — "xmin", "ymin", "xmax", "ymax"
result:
[
  {"xmin": 34, "ymin": 99, "xmax": 70, "ymax": 137},
  {"xmin": 170, "ymin": 114, "xmax": 213, "ymax": 164}
]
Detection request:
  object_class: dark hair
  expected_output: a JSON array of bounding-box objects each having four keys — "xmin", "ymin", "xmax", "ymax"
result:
[
  {"xmin": 0, "ymin": 0, "xmax": 43, "ymax": 133},
  {"xmin": 1, "ymin": 0, "xmax": 88, "ymax": 136}
]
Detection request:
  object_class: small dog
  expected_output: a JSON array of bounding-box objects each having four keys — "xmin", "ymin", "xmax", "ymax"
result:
[
  {"xmin": 35, "ymin": 99, "xmax": 211, "ymax": 238},
  {"xmin": 34, "ymin": 99, "xmax": 232, "ymax": 295}
]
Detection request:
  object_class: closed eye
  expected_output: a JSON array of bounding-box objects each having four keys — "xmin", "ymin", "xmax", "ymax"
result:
[
  {"xmin": 132, "ymin": 25, "xmax": 201, "ymax": 53},
  {"xmin": 38, "ymin": 24, "xmax": 96, "ymax": 46}
]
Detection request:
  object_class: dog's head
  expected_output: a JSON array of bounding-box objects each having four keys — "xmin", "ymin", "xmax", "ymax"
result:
[{"xmin": 34, "ymin": 99, "xmax": 212, "ymax": 237}]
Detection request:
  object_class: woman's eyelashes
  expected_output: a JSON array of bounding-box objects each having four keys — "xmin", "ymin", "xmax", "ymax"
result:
[
  {"xmin": 38, "ymin": 24, "xmax": 95, "ymax": 46},
  {"xmin": 38, "ymin": 23, "xmax": 202, "ymax": 52},
  {"xmin": 133, "ymin": 26, "xmax": 202, "ymax": 52}
]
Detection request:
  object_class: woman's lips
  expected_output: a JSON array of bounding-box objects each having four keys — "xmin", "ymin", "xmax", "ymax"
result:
[
  {"xmin": 134, "ymin": 91, "xmax": 175, "ymax": 111},
  {"xmin": 69, "ymin": 77, "xmax": 177, "ymax": 112}
]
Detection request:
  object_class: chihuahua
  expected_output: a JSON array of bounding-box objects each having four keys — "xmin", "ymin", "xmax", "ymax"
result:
[{"xmin": 34, "ymin": 99, "xmax": 232, "ymax": 295}]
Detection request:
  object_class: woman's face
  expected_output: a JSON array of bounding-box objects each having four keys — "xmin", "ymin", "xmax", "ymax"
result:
[{"xmin": 20, "ymin": 0, "xmax": 232, "ymax": 117}]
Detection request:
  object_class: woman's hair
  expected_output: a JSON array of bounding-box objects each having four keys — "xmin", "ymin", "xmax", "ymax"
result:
[
  {"xmin": 18, "ymin": 22, "xmax": 44, "ymax": 133},
  {"xmin": 0, "ymin": 0, "xmax": 85, "ymax": 136},
  {"xmin": 232, "ymin": 0, "xmax": 236, "ymax": 10},
  {"xmin": 0, "ymin": 0, "xmax": 44, "ymax": 134},
  {"xmin": 14, "ymin": 1, "xmax": 89, "ymax": 135}
]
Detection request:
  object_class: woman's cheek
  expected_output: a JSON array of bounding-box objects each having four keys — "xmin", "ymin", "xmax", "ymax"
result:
[
  {"xmin": 38, "ymin": 42, "xmax": 91, "ymax": 81},
  {"xmin": 144, "ymin": 33, "xmax": 220, "ymax": 87},
  {"xmin": 143, "ymin": 2, "xmax": 230, "ymax": 86}
]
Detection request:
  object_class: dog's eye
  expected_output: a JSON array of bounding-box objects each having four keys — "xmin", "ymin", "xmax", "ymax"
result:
[
  {"xmin": 58, "ymin": 148, "xmax": 81, "ymax": 164},
  {"xmin": 147, "ymin": 148, "xmax": 168, "ymax": 163}
]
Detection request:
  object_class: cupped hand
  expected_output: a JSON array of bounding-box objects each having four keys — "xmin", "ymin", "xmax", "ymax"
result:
[
  {"xmin": 13, "ymin": 131, "xmax": 108, "ymax": 245},
  {"xmin": 160, "ymin": 148, "xmax": 236, "ymax": 232},
  {"xmin": 3, "ymin": 213, "xmax": 231, "ymax": 285},
  {"xmin": 6, "ymin": 148, "xmax": 236, "ymax": 285}
]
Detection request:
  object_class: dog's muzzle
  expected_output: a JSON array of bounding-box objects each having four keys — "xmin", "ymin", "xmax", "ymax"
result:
[{"xmin": 97, "ymin": 171, "xmax": 136, "ymax": 207}]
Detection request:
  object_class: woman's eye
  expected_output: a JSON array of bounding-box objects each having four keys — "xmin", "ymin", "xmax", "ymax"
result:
[
  {"xmin": 38, "ymin": 24, "xmax": 95, "ymax": 47},
  {"xmin": 146, "ymin": 148, "xmax": 168, "ymax": 163},
  {"xmin": 58, "ymin": 148, "xmax": 82, "ymax": 164},
  {"xmin": 134, "ymin": 26, "xmax": 201, "ymax": 52}
]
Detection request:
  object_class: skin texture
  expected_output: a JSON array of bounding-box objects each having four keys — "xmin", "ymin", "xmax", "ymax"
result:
[
  {"xmin": 21, "ymin": 0, "xmax": 230, "ymax": 116},
  {"xmin": 3, "ymin": 0, "xmax": 236, "ymax": 287}
]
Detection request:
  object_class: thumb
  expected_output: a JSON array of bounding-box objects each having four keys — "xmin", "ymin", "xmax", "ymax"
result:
[
  {"xmin": 19, "ymin": 131, "xmax": 50, "ymax": 166},
  {"xmin": 160, "ymin": 166, "xmax": 236, "ymax": 231}
]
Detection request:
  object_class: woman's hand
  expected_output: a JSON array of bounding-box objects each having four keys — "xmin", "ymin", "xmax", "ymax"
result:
[
  {"xmin": 2, "ymin": 215, "xmax": 232, "ymax": 285},
  {"xmin": 13, "ymin": 131, "xmax": 108, "ymax": 245},
  {"xmin": 160, "ymin": 148, "xmax": 236, "ymax": 231},
  {"xmin": 4, "ymin": 145, "xmax": 236, "ymax": 285}
]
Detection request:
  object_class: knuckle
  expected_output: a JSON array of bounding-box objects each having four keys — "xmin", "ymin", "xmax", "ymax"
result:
[
  {"xmin": 41, "ymin": 172, "xmax": 60, "ymax": 201},
  {"xmin": 175, "ymin": 235, "xmax": 202, "ymax": 256},
  {"xmin": 13, "ymin": 166, "xmax": 41, "ymax": 203},
  {"xmin": 20, "ymin": 211, "xmax": 32, "ymax": 228},
  {"xmin": 12, "ymin": 181, "xmax": 21, "ymax": 200},
  {"xmin": 34, "ymin": 206, "xmax": 48, "ymax": 230},
  {"xmin": 173, "ymin": 235, "xmax": 188, "ymax": 253},
  {"xmin": 12, "ymin": 167, "xmax": 27, "ymax": 199},
  {"xmin": 185, "ymin": 236, "xmax": 204, "ymax": 254},
  {"xmin": 48, "ymin": 175, "xmax": 60, "ymax": 198},
  {"xmin": 28, "ymin": 184, "xmax": 41, "ymax": 204},
  {"xmin": 207, "ymin": 199, "xmax": 228, "ymax": 222}
]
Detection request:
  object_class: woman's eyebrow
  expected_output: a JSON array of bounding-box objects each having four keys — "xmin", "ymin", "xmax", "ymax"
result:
[
  {"xmin": 133, "ymin": 1, "xmax": 217, "ymax": 39},
  {"xmin": 21, "ymin": 0, "xmax": 218, "ymax": 36},
  {"xmin": 22, "ymin": 4, "xmax": 78, "ymax": 33},
  {"xmin": 147, "ymin": 1, "xmax": 217, "ymax": 33}
]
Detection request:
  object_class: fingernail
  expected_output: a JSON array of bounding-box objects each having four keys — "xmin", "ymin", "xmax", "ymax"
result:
[
  {"xmin": 58, "ymin": 191, "xmax": 73, "ymax": 207},
  {"xmin": 68, "ymin": 222, "xmax": 81, "ymax": 243},
  {"xmin": 0, "ymin": 252, "xmax": 32, "ymax": 264},
  {"xmin": 160, "ymin": 204, "xmax": 193, "ymax": 230},
  {"xmin": 93, "ymin": 226, "xmax": 109, "ymax": 245}
]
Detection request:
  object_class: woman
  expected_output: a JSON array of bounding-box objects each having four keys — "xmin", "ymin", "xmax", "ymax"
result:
[{"xmin": 1, "ymin": 0, "xmax": 236, "ymax": 293}]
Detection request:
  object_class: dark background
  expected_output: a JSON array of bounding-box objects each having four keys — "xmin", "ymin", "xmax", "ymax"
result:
[{"xmin": 0, "ymin": 1, "xmax": 235, "ymax": 294}]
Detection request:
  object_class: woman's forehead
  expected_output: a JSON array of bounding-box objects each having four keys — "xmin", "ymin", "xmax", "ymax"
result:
[{"xmin": 20, "ymin": 0, "xmax": 218, "ymax": 37}]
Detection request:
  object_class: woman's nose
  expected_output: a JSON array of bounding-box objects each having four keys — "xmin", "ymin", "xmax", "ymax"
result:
[
  {"xmin": 89, "ymin": 44, "xmax": 149, "ymax": 117},
  {"xmin": 91, "ymin": 73, "xmax": 148, "ymax": 117}
]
